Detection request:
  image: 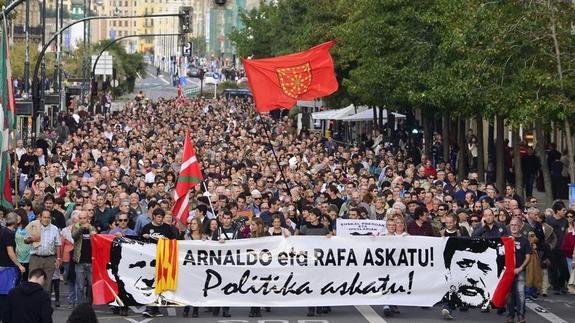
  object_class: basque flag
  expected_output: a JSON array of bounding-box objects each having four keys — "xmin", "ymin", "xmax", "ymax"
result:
[{"xmin": 173, "ymin": 132, "xmax": 203, "ymax": 225}]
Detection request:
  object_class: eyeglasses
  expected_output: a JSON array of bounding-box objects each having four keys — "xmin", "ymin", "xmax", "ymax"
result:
[
  {"xmin": 85, "ymin": 209, "xmax": 94, "ymax": 212},
  {"xmin": 110, "ymin": 186, "xmax": 117, "ymax": 188},
  {"xmin": 117, "ymin": 219, "xmax": 128, "ymax": 222}
]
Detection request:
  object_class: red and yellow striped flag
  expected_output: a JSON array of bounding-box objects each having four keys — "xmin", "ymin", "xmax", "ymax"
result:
[{"xmin": 155, "ymin": 238, "xmax": 179, "ymax": 294}]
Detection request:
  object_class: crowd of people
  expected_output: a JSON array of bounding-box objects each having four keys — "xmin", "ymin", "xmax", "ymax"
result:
[{"xmin": 0, "ymin": 93, "xmax": 574, "ymax": 323}]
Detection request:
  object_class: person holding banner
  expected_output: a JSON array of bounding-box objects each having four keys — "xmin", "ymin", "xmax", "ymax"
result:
[
  {"xmin": 181, "ymin": 217, "xmax": 205, "ymax": 318},
  {"xmin": 506, "ymin": 217, "xmax": 532, "ymax": 323},
  {"xmin": 139, "ymin": 208, "xmax": 176, "ymax": 318},
  {"xmin": 269, "ymin": 215, "xmax": 291, "ymax": 237},
  {"xmin": 211, "ymin": 210, "xmax": 240, "ymax": 317},
  {"xmin": 108, "ymin": 213, "xmax": 136, "ymax": 317},
  {"xmin": 382, "ymin": 218, "xmax": 401, "ymax": 317},
  {"xmin": 247, "ymin": 217, "xmax": 271, "ymax": 317},
  {"xmin": 298, "ymin": 208, "xmax": 331, "ymax": 317}
]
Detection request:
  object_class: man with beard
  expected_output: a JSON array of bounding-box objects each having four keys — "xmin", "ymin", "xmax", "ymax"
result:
[{"xmin": 441, "ymin": 238, "xmax": 505, "ymax": 320}]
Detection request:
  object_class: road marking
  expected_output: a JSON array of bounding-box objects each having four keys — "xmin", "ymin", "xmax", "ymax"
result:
[
  {"xmin": 123, "ymin": 318, "xmax": 152, "ymax": 323},
  {"xmin": 355, "ymin": 305, "xmax": 387, "ymax": 323},
  {"xmin": 146, "ymin": 71, "xmax": 157, "ymax": 79},
  {"xmin": 128, "ymin": 306, "xmax": 146, "ymax": 314},
  {"xmin": 526, "ymin": 301, "xmax": 568, "ymax": 323},
  {"xmin": 158, "ymin": 76, "xmax": 169, "ymax": 85}
]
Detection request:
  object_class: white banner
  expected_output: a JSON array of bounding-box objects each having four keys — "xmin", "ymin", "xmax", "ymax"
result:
[
  {"xmin": 95, "ymin": 235, "xmax": 513, "ymax": 308},
  {"xmin": 336, "ymin": 219, "xmax": 388, "ymax": 236}
]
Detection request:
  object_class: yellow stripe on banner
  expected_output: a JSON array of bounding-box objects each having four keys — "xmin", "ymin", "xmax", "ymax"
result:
[{"xmin": 155, "ymin": 238, "xmax": 178, "ymax": 294}]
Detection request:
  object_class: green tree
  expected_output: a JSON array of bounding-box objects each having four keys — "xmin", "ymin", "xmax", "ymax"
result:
[{"xmin": 63, "ymin": 40, "xmax": 146, "ymax": 96}]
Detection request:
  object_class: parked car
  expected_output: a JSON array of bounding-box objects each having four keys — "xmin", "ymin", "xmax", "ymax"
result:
[{"xmin": 203, "ymin": 72, "xmax": 219, "ymax": 85}]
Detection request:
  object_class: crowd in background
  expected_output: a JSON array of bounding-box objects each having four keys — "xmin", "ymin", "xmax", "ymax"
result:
[{"xmin": 0, "ymin": 94, "xmax": 574, "ymax": 322}]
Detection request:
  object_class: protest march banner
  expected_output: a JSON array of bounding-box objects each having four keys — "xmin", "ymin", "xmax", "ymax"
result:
[
  {"xmin": 92, "ymin": 235, "xmax": 515, "ymax": 308},
  {"xmin": 336, "ymin": 219, "xmax": 388, "ymax": 236}
]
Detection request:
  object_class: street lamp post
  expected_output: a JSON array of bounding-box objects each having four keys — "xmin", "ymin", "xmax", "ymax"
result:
[
  {"xmin": 40, "ymin": 0, "xmax": 46, "ymax": 134},
  {"xmin": 58, "ymin": 0, "xmax": 64, "ymax": 112},
  {"xmin": 53, "ymin": 0, "xmax": 59, "ymax": 93},
  {"xmin": 23, "ymin": 0, "xmax": 30, "ymax": 96}
]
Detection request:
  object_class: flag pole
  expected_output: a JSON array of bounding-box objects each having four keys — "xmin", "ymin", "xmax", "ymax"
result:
[
  {"xmin": 202, "ymin": 181, "xmax": 217, "ymax": 217},
  {"xmin": 257, "ymin": 114, "xmax": 291, "ymax": 196},
  {"xmin": 12, "ymin": 130, "xmax": 18, "ymax": 207}
]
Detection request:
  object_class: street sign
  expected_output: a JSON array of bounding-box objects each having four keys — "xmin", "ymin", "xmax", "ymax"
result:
[
  {"xmin": 111, "ymin": 80, "xmax": 119, "ymax": 88},
  {"xmin": 92, "ymin": 52, "xmax": 113, "ymax": 76},
  {"xmin": 184, "ymin": 42, "xmax": 192, "ymax": 57}
]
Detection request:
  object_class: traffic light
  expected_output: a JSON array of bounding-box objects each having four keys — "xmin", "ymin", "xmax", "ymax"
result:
[{"xmin": 179, "ymin": 6, "xmax": 192, "ymax": 34}]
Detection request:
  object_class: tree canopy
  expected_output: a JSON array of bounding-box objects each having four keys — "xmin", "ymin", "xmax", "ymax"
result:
[{"xmin": 230, "ymin": 0, "xmax": 575, "ymax": 127}]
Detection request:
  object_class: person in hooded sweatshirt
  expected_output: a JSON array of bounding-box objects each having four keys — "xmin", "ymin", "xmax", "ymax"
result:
[{"xmin": 5, "ymin": 268, "xmax": 53, "ymax": 323}]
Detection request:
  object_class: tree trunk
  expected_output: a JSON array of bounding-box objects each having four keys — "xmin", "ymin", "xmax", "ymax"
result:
[
  {"xmin": 379, "ymin": 106, "xmax": 385, "ymax": 134},
  {"xmin": 388, "ymin": 108, "xmax": 395, "ymax": 132},
  {"xmin": 442, "ymin": 114, "xmax": 450, "ymax": 164},
  {"xmin": 534, "ymin": 119, "xmax": 554, "ymax": 207},
  {"xmin": 565, "ymin": 120, "xmax": 575, "ymax": 183},
  {"xmin": 372, "ymin": 106, "xmax": 378, "ymax": 130},
  {"xmin": 476, "ymin": 113, "xmax": 485, "ymax": 181},
  {"xmin": 549, "ymin": 0, "xmax": 575, "ymax": 183},
  {"xmin": 512, "ymin": 127, "xmax": 524, "ymax": 198},
  {"xmin": 495, "ymin": 114, "xmax": 506, "ymax": 194},
  {"xmin": 457, "ymin": 117, "xmax": 466, "ymax": 181},
  {"xmin": 423, "ymin": 110, "xmax": 432, "ymax": 157}
]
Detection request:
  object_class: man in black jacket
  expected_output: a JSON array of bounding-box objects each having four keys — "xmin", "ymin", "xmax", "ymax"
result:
[{"xmin": 5, "ymin": 268, "xmax": 53, "ymax": 323}]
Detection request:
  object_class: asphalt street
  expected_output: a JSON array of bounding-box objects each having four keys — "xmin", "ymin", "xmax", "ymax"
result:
[
  {"xmin": 132, "ymin": 65, "xmax": 208, "ymax": 101},
  {"xmin": 52, "ymin": 293, "xmax": 574, "ymax": 323}
]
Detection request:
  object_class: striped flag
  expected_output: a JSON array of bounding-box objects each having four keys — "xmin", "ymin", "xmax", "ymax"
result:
[
  {"xmin": 172, "ymin": 131, "xmax": 203, "ymax": 225},
  {"xmin": 0, "ymin": 15, "xmax": 16, "ymax": 209},
  {"xmin": 155, "ymin": 238, "xmax": 179, "ymax": 294}
]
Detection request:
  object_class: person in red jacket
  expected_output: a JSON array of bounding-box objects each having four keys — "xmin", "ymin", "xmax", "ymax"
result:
[{"xmin": 562, "ymin": 210, "xmax": 575, "ymax": 272}]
